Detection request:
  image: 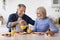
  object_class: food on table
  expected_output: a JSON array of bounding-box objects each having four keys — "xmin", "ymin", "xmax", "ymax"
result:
[
  {"xmin": 20, "ymin": 32, "xmax": 27, "ymax": 34},
  {"xmin": 18, "ymin": 32, "xmax": 26, "ymax": 35},
  {"xmin": 2, "ymin": 34, "xmax": 11, "ymax": 37},
  {"xmin": 2, "ymin": 34, "xmax": 5, "ymax": 36},
  {"xmin": 15, "ymin": 31, "xmax": 20, "ymax": 34},
  {"xmin": 34, "ymin": 32, "xmax": 42, "ymax": 35},
  {"xmin": 27, "ymin": 29, "xmax": 32, "ymax": 34},
  {"xmin": 11, "ymin": 30, "xmax": 15, "ymax": 36},
  {"xmin": 4, "ymin": 34, "xmax": 8, "ymax": 36},
  {"xmin": 15, "ymin": 31, "xmax": 26, "ymax": 35},
  {"xmin": 45, "ymin": 31, "xmax": 54, "ymax": 36},
  {"xmin": 8, "ymin": 34, "xmax": 11, "ymax": 37},
  {"xmin": 31, "ymin": 32, "xmax": 35, "ymax": 34}
]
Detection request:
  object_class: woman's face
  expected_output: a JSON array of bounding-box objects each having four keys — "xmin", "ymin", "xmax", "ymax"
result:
[
  {"xmin": 37, "ymin": 9, "xmax": 46, "ymax": 19},
  {"xmin": 17, "ymin": 7, "xmax": 26, "ymax": 17}
]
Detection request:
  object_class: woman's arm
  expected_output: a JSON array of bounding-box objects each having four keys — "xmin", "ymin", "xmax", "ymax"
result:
[{"xmin": 48, "ymin": 19, "xmax": 59, "ymax": 33}]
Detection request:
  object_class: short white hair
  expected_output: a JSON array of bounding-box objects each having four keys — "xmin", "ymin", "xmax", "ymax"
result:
[{"xmin": 37, "ymin": 7, "xmax": 46, "ymax": 15}]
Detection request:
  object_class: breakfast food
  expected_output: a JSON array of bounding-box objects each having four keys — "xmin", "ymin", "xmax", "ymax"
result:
[
  {"xmin": 45, "ymin": 31, "xmax": 54, "ymax": 36},
  {"xmin": 15, "ymin": 31, "xmax": 26, "ymax": 35},
  {"xmin": 31, "ymin": 32, "xmax": 35, "ymax": 34},
  {"xmin": 15, "ymin": 31, "xmax": 20, "ymax": 34},
  {"xmin": 8, "ymin": 34, "xmax": 11, "ymax": 37},
  {"xmin": 2, "ymin": 34, "xmax": 11, "ymax": 37},
  {"xmin": 35, "ymin": 32, "xmax": 42, "ymax": 35}
]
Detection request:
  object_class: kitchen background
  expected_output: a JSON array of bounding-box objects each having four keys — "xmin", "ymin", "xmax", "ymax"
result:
[{"xmin": 0, "ymin": 0, "xmax": 60, "ymax": 25}]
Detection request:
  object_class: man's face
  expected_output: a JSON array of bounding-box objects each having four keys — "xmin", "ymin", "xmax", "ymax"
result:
[
  {"xmin": 17, "ymin": 7, "xmax": 26, "ymax": 17},
  {"xmin": 37, "ymin": 9, "xmax": 46, "ymax": 19}
]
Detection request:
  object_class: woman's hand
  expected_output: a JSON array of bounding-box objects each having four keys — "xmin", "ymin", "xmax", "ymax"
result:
[
  {"xmin": 45, "ymin": 31, "xmax": 55, "ymax": 36},
  {"xmin": 32, "ymin": 32, "xmax": 42, "ymax": 35}
]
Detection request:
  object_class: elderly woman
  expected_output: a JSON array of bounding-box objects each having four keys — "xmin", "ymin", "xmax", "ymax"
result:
[{"xmin": 33, "ymin": 7, "xmax": 58, "ymax": 34}]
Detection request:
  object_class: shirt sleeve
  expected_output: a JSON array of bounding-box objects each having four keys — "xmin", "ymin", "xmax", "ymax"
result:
[
  {"xmin": 25, "ymin": 15, "xmax": 35, "ymax": 25},
  {"xmin": 33, "ymin": 19, "xmax": 37, "ymax": 32},
  {"xmin": 48, "ymin": 19, "xmax": 59, "ymax": 33},
  {"xmin": 6, "ymin": 14, "xmax": 16, "ymax": 28},
  {"xmin": 28, "ymin": 17, "xmax": 35, "ymax": 25},
  {"xmin": 7, "ymin": 22, "xmax": 12, "ymax": 28}
]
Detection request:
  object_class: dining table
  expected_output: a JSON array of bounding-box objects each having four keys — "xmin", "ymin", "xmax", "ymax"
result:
[{"xmin": 0, "ymin": 24, "xmax": 60, "ymax": 40}]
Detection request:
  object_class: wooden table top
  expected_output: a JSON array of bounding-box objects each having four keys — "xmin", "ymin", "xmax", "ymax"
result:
[
  {"xmin": 0, "ymin": 25, "xmax": 60, "ymax": 40},
  {"xmin": 0, "ymin": 30, "xmax": 60, "ymax": 40}
]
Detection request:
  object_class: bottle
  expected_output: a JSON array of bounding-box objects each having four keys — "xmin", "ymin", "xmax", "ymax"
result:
[
  {"xmin": 11, "ymin": 28, "xmax": 15, "ymax": 36},
  {"xmin": 27, "ymin": 29, "xmax": 32, "ymax": 34},
  {"xmin": 27, "ymin": 25, "xmax": 32, "ymax": 34}
]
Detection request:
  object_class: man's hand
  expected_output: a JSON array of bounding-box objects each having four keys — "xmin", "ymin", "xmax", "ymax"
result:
[
  {"xmin": 10, "ymin": 21, "xmax": 19, "ymax": 27},
  {"xmin": 18, "ymin": 20, "xmax": 27, "ymax": 25},
  {"xmin": 10, "ymin": 20, "xmax": 27, "ymax": 27}
]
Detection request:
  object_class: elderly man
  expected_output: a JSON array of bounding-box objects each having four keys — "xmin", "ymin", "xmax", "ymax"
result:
[{"xmin": 7, "ymin": 4, "xmax": 35, "ymax": 32}]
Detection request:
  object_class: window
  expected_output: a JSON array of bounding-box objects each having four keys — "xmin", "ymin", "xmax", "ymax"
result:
[{"xmin": 53, "ymin": 0, "xmax": 60, "ymax": 4}]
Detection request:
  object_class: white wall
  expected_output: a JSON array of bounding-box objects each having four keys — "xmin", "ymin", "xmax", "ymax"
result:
[{"xmin": 0, "ymin": 0, "xmax": 60, "ymax": 21}]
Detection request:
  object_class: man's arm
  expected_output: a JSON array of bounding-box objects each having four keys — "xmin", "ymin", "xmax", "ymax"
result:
[
  {"xmin": 7, "ymin": 14, "xmax": 19, "ymax": 28},
  {"xmin": 23, "ymin": 14, "xmax": 35, "ymax": 25},
  {"xmin": 28, "ymin": 17, "xmax": 35, "ymax": 25},
  {"xmin": 10, "ymin": 21, "xmax": 19, "ymax": 27}
]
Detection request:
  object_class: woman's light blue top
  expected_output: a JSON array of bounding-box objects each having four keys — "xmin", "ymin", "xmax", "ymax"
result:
[{"xmin": 33, "ymin": 17, "xmax": 58, "ymax": 33}]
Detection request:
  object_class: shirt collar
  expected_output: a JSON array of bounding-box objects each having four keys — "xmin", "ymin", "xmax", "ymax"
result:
[
  {"xmin": 37, "ymin": 17, "xmax": 47, "ymax": 20},
  {"xmin": 15, "ymin": 12, "xmax": 25, "ymax": 18}
]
